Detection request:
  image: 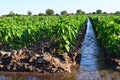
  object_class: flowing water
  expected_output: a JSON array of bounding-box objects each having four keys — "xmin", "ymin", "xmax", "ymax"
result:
[
  {"xmin": 77, "ymin": 18, "xmax": 100, "ymax": 80},
  {"xmin": 0, "ymin": 19, "xmax": 120, "ymax": 80}
]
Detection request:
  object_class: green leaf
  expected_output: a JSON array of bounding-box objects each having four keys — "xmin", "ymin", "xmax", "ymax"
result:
[{"xmin": 65, "ymin": 44, "xmax": 70, "ymax": 52}]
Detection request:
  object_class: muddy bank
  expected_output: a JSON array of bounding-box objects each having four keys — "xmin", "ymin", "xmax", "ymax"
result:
[
  {"xmin": 103, "ymin": 50, "xmax": 120, "ymax": 71},
  {"xmin": 0, "ymin": 20, "xmax": 87, "ymax": 74},
  {"xmin": 0, "ymin": 65, "xmax": 79, "ymax": 80}
]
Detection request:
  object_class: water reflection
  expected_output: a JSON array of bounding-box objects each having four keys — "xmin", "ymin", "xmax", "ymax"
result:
[
  {"xmin": 0, "ymin": 74, "xmax": 40, "ymax": 80},
  {"xmin": 25, "ymin": 76, "xmax": 40, "ymax": 80},
  {"xmin": 77, "ymin": 18, "xmax": 100, "ymax": 80}
]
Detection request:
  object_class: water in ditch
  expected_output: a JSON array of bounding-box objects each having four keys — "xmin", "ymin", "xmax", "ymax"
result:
[
  {"xmin": 0, "ymin": 19, "xmax": 120, "ymax": 80},
  {"xmin": 77, "ymin": 18, "xmax": 101, "ymax": 80}
]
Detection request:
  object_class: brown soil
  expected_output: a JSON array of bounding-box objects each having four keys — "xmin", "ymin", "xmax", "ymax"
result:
[
  {"xmin": 102, "ymin": 47, "xmax": 120, "ymax": 70},
  {"xmin": 0, "ymin": 64, "xmax": 79, "ymax": 80}
]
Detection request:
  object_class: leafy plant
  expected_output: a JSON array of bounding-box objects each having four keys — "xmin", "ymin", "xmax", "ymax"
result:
[
  {"xmin": 0, "ymin": 15, "xmax": 87, "ymax": 54},
  {"xmin": 90, "ymin": 16, "xmax": 120, "ymax": 57}
]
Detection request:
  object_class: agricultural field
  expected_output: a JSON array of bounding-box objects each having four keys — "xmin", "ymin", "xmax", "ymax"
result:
[
  {"xmin": 1, "ymin": 0, "xmax": 120, "ymax": 79},
  {"xmin": 0, "ymin": 15, "xmax": 89, "ymax": 74},
  {"xmin": 0, "ymin": 15, "xmax": 120, "ymax": 57},
  {"xmin": 90, "ymin": 15, "xmax": 120, "ymax": 57},
  {"xmin": 0, "ymin": 14, "xmax": 120, "ymax": 79},
  {"xmin": 0, "ymin": 15, "xmax": 87, "ymax": 54}
]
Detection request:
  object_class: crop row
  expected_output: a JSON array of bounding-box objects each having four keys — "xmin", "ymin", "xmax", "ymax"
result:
[
  {"xmin": 0, "ymin": 15, "xmax": 87, "ymax": 54},
  {"xmin": 90, "ymin": 16, "xmax": 120, "ymax": 57}
]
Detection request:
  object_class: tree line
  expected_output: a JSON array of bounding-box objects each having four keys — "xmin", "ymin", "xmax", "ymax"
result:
[{"xmin": 1, "ymin": 9, "xmax": 120, "ymax": 17}]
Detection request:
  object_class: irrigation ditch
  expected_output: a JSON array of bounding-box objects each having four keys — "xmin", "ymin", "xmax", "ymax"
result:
[{"xmin": 0, "ymin": 18, "xmax": 120, "ymax": 80}]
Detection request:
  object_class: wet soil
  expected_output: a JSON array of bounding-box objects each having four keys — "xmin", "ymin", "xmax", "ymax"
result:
[
  {"xmin": 99, "ymin": 46, "xmax": 120, "ymax": 70},
  {"xmin": 0, "ymin": 64, "xmax": 79, "ymax": 80}
]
